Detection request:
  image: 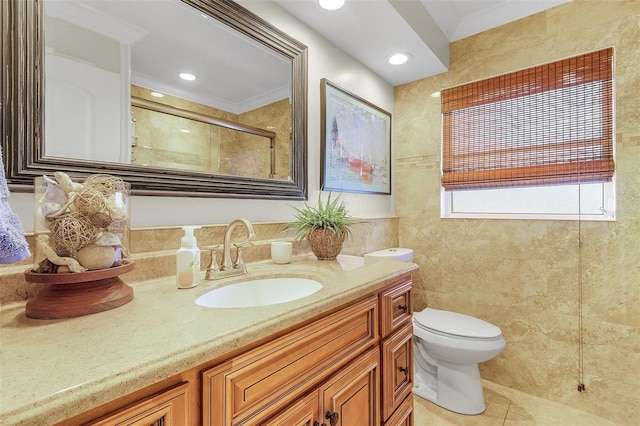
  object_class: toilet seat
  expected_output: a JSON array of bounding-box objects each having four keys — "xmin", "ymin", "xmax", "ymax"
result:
[{"xmin": 414, "ymin": 308, "xmax": 502, "ymax": 341}]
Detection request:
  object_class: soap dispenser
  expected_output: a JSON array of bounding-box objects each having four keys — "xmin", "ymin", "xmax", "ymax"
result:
[{"xmin": 176, "ymin": 226, "xmax": 201, "ymax": 289}]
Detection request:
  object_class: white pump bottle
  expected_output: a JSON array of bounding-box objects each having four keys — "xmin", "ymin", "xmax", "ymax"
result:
[{"xmin": 176, "ymin": 226, "xmax": 201, "ymax": 289}]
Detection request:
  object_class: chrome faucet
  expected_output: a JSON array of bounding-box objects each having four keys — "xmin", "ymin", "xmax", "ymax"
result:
[
  {"xmin": 221, "ymin": 218, "xmax": 256, "ymax": 270},
  {"xmin": 205, "ymin": 218, "xmax": 256, "ymax": 280}
]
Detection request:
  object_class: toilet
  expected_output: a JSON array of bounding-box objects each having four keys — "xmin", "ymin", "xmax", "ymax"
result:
[{"xmin": 364, "ymin": 248, "xmax": 506, "ymax": 415}]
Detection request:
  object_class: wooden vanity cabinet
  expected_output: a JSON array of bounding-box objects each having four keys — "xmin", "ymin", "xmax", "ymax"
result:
[
  {"xmin": 55, "ymin": 273, "xmax": 414, "ymax": 426},
  {"xmin": 203, "ymin": 275, "xmax": 413, "ymax": 426}
]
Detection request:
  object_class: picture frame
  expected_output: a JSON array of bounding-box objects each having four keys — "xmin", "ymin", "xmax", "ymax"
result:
[{"xmin": 320, "ymin": 79, "xmax": 392, "ymax": 195}]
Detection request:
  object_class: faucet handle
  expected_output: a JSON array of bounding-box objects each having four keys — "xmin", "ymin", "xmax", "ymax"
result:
[
  {"xmin": 233, "ymin": 245, "xmax": 245, "ymax": 268},
  {"xmin": 205, "ymin": 247, "xmax": 221, "ymax": 280},
  {"xmin": 233, "ymin": 241, "xmax": 254, "ymax": 268}
]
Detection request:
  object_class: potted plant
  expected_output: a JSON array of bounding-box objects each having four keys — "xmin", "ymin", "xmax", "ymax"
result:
[{"xmin": 287, "ymin": 192, "xmax": 359, "ymax": 260}]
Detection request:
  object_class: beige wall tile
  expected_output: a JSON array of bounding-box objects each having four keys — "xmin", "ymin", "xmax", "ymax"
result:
[
  {"xmin": 0, "ymin": 218, "xmax": 399, "ymax": 305},
  {"xmin": 395, "ymin": 1, "xmax": 640, "ymax": 423}
]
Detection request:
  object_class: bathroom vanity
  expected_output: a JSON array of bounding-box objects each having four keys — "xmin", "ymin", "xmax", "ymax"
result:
[{"xmin": 0, "ymin": 255, "xmax": 417, "ymax": 425}]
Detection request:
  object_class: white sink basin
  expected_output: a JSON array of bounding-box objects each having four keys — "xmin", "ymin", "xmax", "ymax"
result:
[{"xmin": 195, "ymin": 278, "xmax": 323, "ymax": 308}]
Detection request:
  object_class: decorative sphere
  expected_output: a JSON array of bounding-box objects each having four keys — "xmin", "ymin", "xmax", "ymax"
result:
[{"xmin": 76, "ymin": 244, "xmax": 117, "ymax": 270}]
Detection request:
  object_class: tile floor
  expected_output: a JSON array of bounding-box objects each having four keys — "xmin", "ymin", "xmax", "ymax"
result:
[{"xmin": 414, "ymin": 380, "xmax": 622, "ymax": 425}]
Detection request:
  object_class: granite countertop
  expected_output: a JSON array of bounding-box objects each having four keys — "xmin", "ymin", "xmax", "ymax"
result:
[{"xmin": 0, "ymin": 255, "xmax": 417, "ymax": 426}]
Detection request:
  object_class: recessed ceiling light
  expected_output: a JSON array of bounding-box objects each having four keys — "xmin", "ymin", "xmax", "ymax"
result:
[
  {"xmin": 388, "ymin": 53, "xmax": 412, "ymax": 65},
  {"xmin": 319, "ymin": 0, "xmax": 344, "ymax": 11},
  {"xmin": 150, "ymin": 92, "xmax": 164, "ymax": 98},
  {"xmin": 179, "ymin": 72, "xmax": 196, "ymax": 81},
  {"xmin": 180, "ymin": 129, "xmax": 191, "ymax": 133}
]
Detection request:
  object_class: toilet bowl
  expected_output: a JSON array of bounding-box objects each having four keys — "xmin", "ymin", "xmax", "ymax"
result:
[
  {"xmin": 413, "ymin": 308, "xmax": 505, "ymax": 415},
  {"xmin": 364, "ymin": 248, "xmax": 506, "ymax": 415}
]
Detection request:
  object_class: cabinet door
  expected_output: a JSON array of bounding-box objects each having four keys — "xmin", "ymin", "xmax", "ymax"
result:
[
  {"xmin": 202, "ymin": 297, "xmax": 378, "ymax": 426},
  {"xmin": 319, "ymin": 347, "xmax": 380, "ymax": 426},
  {"xmin": 383, "ymin": 395, "xmax": 413, "ymax": 426},
  {"xmin": 381, "ymin": 323, "xmax": 413, "ymax": 421},
  {"xmin": 86, "ymin": 382, "xmax": 189, "ymax": 426},
  {"xmin": 262, "ymin": 392, "xmax": 319, "ymax": 426}
]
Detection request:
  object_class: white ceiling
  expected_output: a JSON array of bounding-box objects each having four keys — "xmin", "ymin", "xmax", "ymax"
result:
[
  {"xmin": 45, "ymin": 0, "xmax": 571, "ymax": 113},
  {"xmin": 274, "ymin": 0, "xmax": 571, "ymax": 86},
  {"xmin": 45, "ymin": 0, "xmax": 292, "ymax": 114}
]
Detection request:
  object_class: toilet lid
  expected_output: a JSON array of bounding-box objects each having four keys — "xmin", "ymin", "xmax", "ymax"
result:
[{"xmin": 414, "ymin": 308, "xmax": 502, "ymax": 339}]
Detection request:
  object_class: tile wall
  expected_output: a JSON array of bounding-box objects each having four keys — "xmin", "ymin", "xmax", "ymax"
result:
[
  {"xmin": 394, "ymin": 1, "xmax": 640, "ymax": 423},
  {"xmin": 0, "ymin": 218, "xmax": 399, "ymax": 305}
]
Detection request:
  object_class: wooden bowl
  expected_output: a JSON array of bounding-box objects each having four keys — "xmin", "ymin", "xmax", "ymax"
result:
[{"xmin": 24, "ymin": 262, "xmax": 135, "ymax": 319}]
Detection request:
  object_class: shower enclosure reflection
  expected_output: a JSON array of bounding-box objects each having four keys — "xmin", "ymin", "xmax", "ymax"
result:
[{"xmin": 129, "ymin": 91, "xmax": 291, "ymax": 179}]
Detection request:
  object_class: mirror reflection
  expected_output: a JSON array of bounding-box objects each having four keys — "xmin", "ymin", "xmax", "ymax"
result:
[
  {"xmin": 43, "ymin": 0, "xmax": 293, "ymax": 179},
  {"xmin": 130, "ymin": 93, "xmax": 290, "ymax": 179},
  {"xmin": 2, "ymin": 0, "xmax": 307, "ymax": 198}
]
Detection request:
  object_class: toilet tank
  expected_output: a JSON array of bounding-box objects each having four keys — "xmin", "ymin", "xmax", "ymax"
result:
[{"xmin": 364, "ymin": 248, "xmax": 414, "ymax": 263}]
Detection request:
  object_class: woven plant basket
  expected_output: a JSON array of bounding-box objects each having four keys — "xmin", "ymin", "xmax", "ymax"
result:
[{"xmin": 306, "ymin": 228, "xmax": 348, "ymax": 260}]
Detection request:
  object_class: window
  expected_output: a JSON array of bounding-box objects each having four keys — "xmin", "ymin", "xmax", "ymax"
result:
[
  {"xmin": 440, "ymin": 48, "xmax": 615, "ymax": 220},
  {"xmin": 441, "ymin": 182, "xmax": 615, "ymax": 220}
]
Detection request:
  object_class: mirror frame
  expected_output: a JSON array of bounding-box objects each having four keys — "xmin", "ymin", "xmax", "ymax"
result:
[{"xmin": 1, "ymin": 0, "xmax": 308, "ymax": 199}]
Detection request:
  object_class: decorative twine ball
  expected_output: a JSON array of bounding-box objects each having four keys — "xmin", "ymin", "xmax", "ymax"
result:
[
  {"xmin": 49, "ymin": 212, "xmax": 96, "ymax": 257},
  {"xmin": 73, "ymin": 186, "xmax": 107, "ymax": 218},
  {"xmin": 84, "ymin": 174, "xmax": 127, "ymax": 197}
]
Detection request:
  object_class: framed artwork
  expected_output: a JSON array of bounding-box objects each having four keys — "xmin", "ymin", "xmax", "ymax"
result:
[{"xmin": 320, "ymin": 79, "xmax": 391, "ymax": 195}]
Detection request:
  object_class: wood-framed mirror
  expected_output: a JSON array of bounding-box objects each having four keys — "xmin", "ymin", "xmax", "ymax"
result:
[{"xmin": 1, "ymin": 0, "xmax": 308, "ymax": 199}]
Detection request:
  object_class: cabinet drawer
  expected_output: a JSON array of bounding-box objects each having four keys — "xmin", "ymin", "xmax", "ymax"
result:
[
  {"xmin": 202, "ymin": 296, "xmax": 378, "ymax": 425},
  {"xmin": 86, "ymin": 382, "xmax": 189, "ymax": 426},
  {"xmin": 381, "ymin": 323, "xmax": 413, "ymax": 421},
  {"xmin": 262, "ymin": 392, "xmax": 319, "ymax": 426},
  {"xmin": 380, "ymin": 279, "xmax": 412, "ymax": 338},
  {"xmin": 383, "ymin": 394, "xmax": 413, "ymax": 426}
]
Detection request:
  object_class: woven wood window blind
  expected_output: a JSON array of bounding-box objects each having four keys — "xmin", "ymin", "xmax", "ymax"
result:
[{"xmin": 441, "ymin": 48, "xmax": 614, "ymax": 191}]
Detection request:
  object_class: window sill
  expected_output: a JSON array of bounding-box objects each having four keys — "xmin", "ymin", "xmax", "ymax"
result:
[{"xmin": 440, "ymin": 212, "xmax": 616, "ymax": 222}]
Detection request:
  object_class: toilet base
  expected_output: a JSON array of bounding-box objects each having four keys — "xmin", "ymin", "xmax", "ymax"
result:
[
  {"xmin": 413, "ymin": 359, "xmax": 487, "ymax": 415},
  {"xmin": 411, "ymin": 308, "xmax": 505, "ymax": 416}
]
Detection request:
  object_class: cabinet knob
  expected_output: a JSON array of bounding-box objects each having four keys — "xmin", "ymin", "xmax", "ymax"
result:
[
  {"xmin": 398, "ymin": 304, "xmax": 408, "ymax": 311},
  {"xmin": 325, "ymin": 411, "xmax": 339, "ymax": 426},
  {"xmin": 399, "ymin": 366, "xmax": 409, "ymax": 374}
]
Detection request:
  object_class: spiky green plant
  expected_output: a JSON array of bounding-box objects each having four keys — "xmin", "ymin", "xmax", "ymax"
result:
[{"xmin": 287, "ymin": 192, "xmax": 359, "ymax": 240}]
